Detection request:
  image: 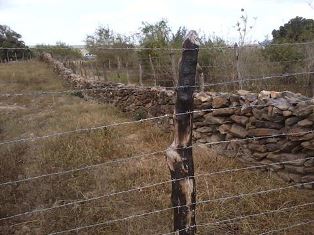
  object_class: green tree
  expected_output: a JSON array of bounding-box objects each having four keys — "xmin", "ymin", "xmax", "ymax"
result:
[
  {"xmin": 264, "ymin": 17, "xmax": 314, "ymax": 71},
  {"xmin": 86, "ymin": 26, "xmax": 135, "ymax": 67},
  {"xmin": 0, "ymin": 25, "xmax": 29, "ymax": 61},
  {"xmin": 35, "ymin": 42, "xmax": 82, "ymax": 61}
]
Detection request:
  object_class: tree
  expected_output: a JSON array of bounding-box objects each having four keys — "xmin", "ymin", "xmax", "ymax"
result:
[
  {"xmin": 86, "ymin": 26, "xmax": 135, "ymax": 68},
  {"xmin": 272, "ymin": 17, "xmax": 314, "ymax": 43},
  {"xmin": 0, "ymin": 25, "xmax": 29, "ymax": 62},
  {"xmin": 263, "ymin": 17, "xmax": 314, "ymax": 72},
  {"xmin": 34, "ymin": 42, "xmax": 82, "ymax": 61}
]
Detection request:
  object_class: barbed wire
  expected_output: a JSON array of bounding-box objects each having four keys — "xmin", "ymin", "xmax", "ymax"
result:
[
  {"xmin": 0, "ymin": 122, "xmax": 311, "ymax": 187},
  {"xmin": 1, "ymin": 41, "xmax": 314, "ymax": 51},
  {"xmin": 0, "ymin": 155, "xmax": 312, "ymax": 222},
  {"xmin": 2, "ymin": 70, "xmax": 314, "ymax": 98},
  {"xmin": 161, "ymin": 202, "xmax": 314, "ymax": 235},
  {"xmin": 47, "ymin": 186, "xmax": 313, "ymax": 235},
  {"xmin": 1, "ymin": 98, "xmax": 312, "ymax": 146},
  {"xmin": 259, "ymin": 220, "xmax": 314, "ymax": 235}
]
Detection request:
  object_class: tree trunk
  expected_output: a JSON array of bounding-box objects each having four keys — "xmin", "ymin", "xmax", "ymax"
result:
[{"xmin": 165, "ymin": 30, "xmax": 199, "ymax": 235}]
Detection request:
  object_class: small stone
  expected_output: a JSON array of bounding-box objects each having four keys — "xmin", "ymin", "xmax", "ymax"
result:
[
  {"xmin": 195, "ymin": 92, "xmax": 211, "ymax": 102},
  {"xmin": 193, "ymin": 131, "xmax": 202, "ymax": 139},
  {"xmin": 248, "ymin": 143, "xmax": 267, "ymax": 152},
  {"xmin": 230, "ymin": 115, "xmax": 249, "ymax": 126},
  {"xmin": 285, "ymin": 117, "xmax": 301, "ymax": 126},
  {"xmin": 212, "ymin": 96, "xmax": 229, "ymax": 108},
  {"xmin": 212, "ymin": 108, "xmax": 235, "ymax": 116},
  {"xmin": 229, "ymin": 124, "xmax": 248, "ymax": 138},
  {"xmin": 268, "ymin": 98, "xmax": 289, "ymax": 110},
  {"xmin": 252, "ymin": 152, "xmax": 268, "ymax": 161},
  {"xmin": 197, "ymin": 126, "xmax": 214, "ymax": 133},
  {"xmin": 248, "ymin": 128, "xmax": 281, "ymax": 137},
  {"xmin": 301, "ymin": 141, "xmax": 314, "ymax": 150},
  {"xmin": 252, "ymin": 120, "xmax": 284, "ymax": 130},
  {"xmin": 297, "ymin": 119, "xmax": 313, "ymax": 127},
  {"xmin": 206, "ymin": 134, "xmax": 225, "ymax": 143},
  {"xmin": 204, "ymin": 113, "xmax": 226, "ymax": 124},
  {"xmin": 237, "ymin": 90, "xmax": 251, "ymax": 96},
  {"xmin": 218, "ymin": 124, "xmax": 231, "ymax": 134},
  {"xmin": 294, "ymin": 105, "xmax": 314, "ymax": 117},
  {"xmin": 282, "ymin": 110, "xmax": 292, "ymax": 117},
  {"xmin": 267, "ymin": 153, "xmax": 282, "ymax": 161},
  {"xmin": 304, "ymin": 158, "xmax": 314, "ymax": 167}
]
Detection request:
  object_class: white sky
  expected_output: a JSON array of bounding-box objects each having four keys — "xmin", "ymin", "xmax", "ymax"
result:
[{"xmin": 0, "ymin": 0, "xmax": 313, "ymax": 45}]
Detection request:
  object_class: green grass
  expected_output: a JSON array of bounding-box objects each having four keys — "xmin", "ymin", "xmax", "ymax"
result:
[{"xmin": 0, "ymin": 60, "xmax": 313, "ymax": 234}]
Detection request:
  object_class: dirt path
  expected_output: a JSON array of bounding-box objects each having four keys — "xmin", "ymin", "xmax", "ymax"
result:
[{"xmin": 0, "ymin": 61, "xmax": 313, "ymax": 235}]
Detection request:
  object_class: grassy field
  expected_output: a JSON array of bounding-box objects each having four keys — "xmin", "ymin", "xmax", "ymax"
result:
[{"xmin": 0, "ymin": 60, "xmax": 313, "ymax": 235}]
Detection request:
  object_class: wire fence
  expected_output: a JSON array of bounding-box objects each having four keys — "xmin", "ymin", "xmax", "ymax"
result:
[
  {"xmin": 1, "ymin": 41, "xmax": 314, "ymax": 96},
  {"xmin": 1, "ymin": 42, "xmax": 314, "ymax": 234}
]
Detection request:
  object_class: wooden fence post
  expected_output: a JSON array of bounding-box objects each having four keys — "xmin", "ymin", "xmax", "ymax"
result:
[
  {"xmin": 149, "ymin": 54, "xmax": 157, "ymax": 86},
  {"xmin": 165, "ymin": 30, "xmax": 199, "ymax": 235},
  {"xmin": 171, "ymin": 50, "xmax": 178, "ymax": 86},
  {"xmin": 234, "ymin": 43, "xmax": 242, "ymax": 90},
  {"xmin": 139, "ymin": 63, "xmax": 143, "ymax": 86}
]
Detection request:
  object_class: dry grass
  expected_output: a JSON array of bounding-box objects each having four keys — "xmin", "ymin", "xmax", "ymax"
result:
[{"xmin": 0, "ymin": 60, "xmax": 313, "ymax": 235}]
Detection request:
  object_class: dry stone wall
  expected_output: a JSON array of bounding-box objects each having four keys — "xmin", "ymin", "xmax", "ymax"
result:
[{"xmin": 41, "ymin": 53, "xmax": 314, "ymax": 188}]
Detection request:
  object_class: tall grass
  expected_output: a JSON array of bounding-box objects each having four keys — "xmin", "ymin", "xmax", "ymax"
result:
[{"xmin": 0, "ymin": 60, "xmax": 313, "ymax": 234}]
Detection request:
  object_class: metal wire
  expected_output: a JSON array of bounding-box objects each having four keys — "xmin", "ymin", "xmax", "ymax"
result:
[
  {"xmin": 1, "ymin": 41, "xmax": 314, "ymax": 51},
  {"xmin": 0, "ymin": 156, "xmax": 312, "ymax": 222},
  {"xmin": 47, "ymin": 185, "xmax": 314, "ymax": 235},
  {"xmin": 2, "ymin": 70, "xmax": 313, "ymax": 97},
  {"xmin": 258, "ymin": 220, "xmax": 314, "ymax": 235},
  {"xmin": 161, "ymin": 202, "xmax": 314, "ymax": 235}
]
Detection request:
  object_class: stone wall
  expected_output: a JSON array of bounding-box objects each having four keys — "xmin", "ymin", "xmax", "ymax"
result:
[{"xmin": 41, "ymin": 53, "xmax": 314, "ymax": 188}]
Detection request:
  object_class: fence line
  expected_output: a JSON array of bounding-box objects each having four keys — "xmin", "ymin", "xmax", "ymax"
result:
[
  {"xmin": 1, "ymin": 155, "xmax": 312, "ymax": 222},
  {"xmin": 1, "ymin": 98, "xmax": 313, "ymax": 146},
  {"xmin": 161, "ymin": 202, "xmax": 314, "ymax": 235},
  {"xmin": 47, "ymin": 187, "xmax": 314, "ymax": 235},
  {"xmin": 258, "ymin": 220, "xmax": 314, "ymax": 235},
  {"xmin": 1, "ymin": 41, "xmax": 314, "ymax": 51},
  {"xmin": 1, "ymin": 70, "xmax": 313, "ymax": 98}
]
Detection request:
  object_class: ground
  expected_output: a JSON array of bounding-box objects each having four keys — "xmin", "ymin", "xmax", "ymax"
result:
[{"xmin": 0, "ymin": 60, "xmax": 313, "ymax": 235}]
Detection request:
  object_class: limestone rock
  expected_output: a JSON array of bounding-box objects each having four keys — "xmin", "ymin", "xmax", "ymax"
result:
[
  {"xmin": 204, "ymin": 113, "xmax": 226, "ymax": 124},
  {"xmin": 212, "ymin": 108, "xmax": 235, "ymax": 116},
  {"xmin": 248, "ymin": 128, "xmax": 281, "ymax": 137},
  {"xmin": 212, "ymin": 96, "xmax": 229, "ymax": 108},
  {"xmin": 297, "ymin": 119, "xmax": 313, "ymax": 127},
  {"xmin": 230, "ymin": 115, "xmax": 249, "ymax": 126},
  {"xmin": 229, "ymin": 124, "xmax": 248, "ymax": 138}
]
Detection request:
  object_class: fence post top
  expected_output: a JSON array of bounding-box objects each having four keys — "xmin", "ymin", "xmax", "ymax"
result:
[{"xmin": 184, "ymin": 30, "xmax": 200, "ymax": 47}]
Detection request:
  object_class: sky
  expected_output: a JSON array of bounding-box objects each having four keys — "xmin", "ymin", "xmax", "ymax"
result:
[{"xmin": 0, "ymin": 0, "xmax": 313, "ymax": 46}]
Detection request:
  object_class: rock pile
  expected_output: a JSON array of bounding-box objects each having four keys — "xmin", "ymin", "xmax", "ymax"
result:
[{"xmin": 41, "ymin": 53, "xmax": 314, "ymax": 188}]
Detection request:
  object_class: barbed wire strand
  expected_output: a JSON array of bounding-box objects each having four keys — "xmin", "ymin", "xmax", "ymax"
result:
[
  {"xmin": 2, "ymin": 70, "xmax": 314, "ymax": 97},
  {"xmin": 161, "ymin": 202, "xmax": 314, "ymax": 235},
  {"xmin": 258, "ymin": 220, "xmax": 314, "ymax": 235},
  {"xmin": 0, "ymin": 155, "xmax": 312, "ymax": 222},
  {"xmin": 47, "ymin": 187, "xmax": 314, "ymax": 235},
  {"xmin": 0, "ymin": 98, "xmax": 312, "ymax": 146},
  {"xmin": 1, "ymin": 41, "xmax": 314, "ymax": 51},
  {"xmin": 0, "ymin": 125, "xmax": 312, "ymax": 187}
]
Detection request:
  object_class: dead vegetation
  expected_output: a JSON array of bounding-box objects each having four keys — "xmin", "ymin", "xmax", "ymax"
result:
[{"xmin": 0, "ymin": 60, "xmax": 313, "ymax": 235}]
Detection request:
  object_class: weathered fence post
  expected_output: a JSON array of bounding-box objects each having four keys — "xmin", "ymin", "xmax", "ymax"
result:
[
  {"xmin": 165, "ymin": 30, "xmax": 199, "ymax": 235},
  {"xmin": 171, "ymin": 50, "xmax": 178, "ymax": 86},
  {"xmin": 149, "ymin": 54, "xmax": 157, "ymax": 86},
  {"xmin": 139, "ymin": 63, "xmax": 143, "ymax": 86},
  {"xmin": 234, "ymin": 43, "xmax": 242, "ymax": 90}
]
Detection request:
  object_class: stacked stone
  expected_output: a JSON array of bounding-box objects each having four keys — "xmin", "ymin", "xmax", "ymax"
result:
[
  {"xmin": 193, "ymin": 90, "xmax": 314, "ymax": 188},
  {"xmin": 41, "ymin": 53, "xmax": 314, "ymax": 188}
]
